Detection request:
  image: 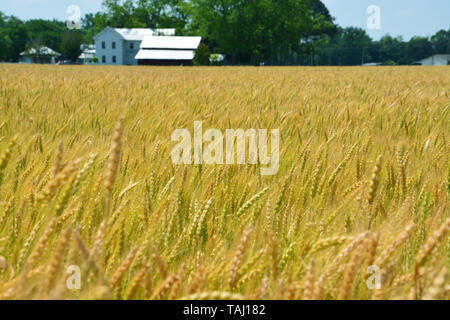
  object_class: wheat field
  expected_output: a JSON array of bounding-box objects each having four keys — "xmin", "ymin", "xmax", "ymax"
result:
[{"xmin": 0, "ymin": 64, "xmax": 448, "ymax": 300}]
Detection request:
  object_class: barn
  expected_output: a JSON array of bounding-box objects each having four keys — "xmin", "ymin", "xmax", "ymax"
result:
[{"xmin": 135, "ymin": 36, "xmax": 202, "ymax": 66}]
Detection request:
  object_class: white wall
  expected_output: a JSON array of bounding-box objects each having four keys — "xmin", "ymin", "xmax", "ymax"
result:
[
  {"xmin": 420, "ymin": 55, "xmax": 450, "ymax": 66},
  {"xmin": 20, "ymin": 57, "xmax": 32, "ymax": 64},
  {"xmin": 19, "ymin": 56, "xmax": 58, "ymax": 64},
  {"xmin": 123, "ymin": 41, "xmax": 141, "ymax": 65},
  {"xmin": 95, "ymin": 29, "xmax": 124, "ymax": 65}
]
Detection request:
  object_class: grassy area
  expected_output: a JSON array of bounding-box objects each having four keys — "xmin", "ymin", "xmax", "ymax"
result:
[{"xmin": 0, "ymin": 64, "xmax": 448, "ymax": 299}]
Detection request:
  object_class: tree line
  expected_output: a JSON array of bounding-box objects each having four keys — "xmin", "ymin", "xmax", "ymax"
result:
[{"xmin": 0, "ymin": 0, "xmax": 449, "ymax": 65}]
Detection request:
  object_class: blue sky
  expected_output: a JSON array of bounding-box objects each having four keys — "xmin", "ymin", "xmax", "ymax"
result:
[
  {"xmin": 1, "ymin": 0, "xmax": 449, "ymax": 40},
  {"xmin": 322, "ymin": 0, "xmax": 450, "ymax": 40}
]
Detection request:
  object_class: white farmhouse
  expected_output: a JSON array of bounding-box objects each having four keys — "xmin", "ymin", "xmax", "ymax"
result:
[
  {"xmin": 94, "ymin": 27, "xmax": 175, "ymax": 65},
  {"xmin": 416, "ymin": 54, "xmax": 450, "ymax": 66}
]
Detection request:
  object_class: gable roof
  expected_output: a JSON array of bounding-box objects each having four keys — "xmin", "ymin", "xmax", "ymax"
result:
[
  {"xmin": 93, "ymin": 27, "xmax": 123, "ymax": 41},
  {"xmin": 140, "ymin": 36, "xmax": 201, "ymax": 50},
  {"xmin": 94, "ymin": 27, "xmax": 176, "ymax": 41},
  {"xmin": 116, "ymin": 28, "xmax": 175, "ymax": 41},
  {"xmin": 20, "ymin": 46, "xmax": 60, "ymax": 57}
]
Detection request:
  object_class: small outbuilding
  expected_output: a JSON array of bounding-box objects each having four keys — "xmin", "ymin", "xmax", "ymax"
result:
[
  {"xmin": 135, "ymin": 36, "xmax": 202, "ymax": 66},
  {"xmin": 362, "ymin": 62, "xmax": 382, "ymax": 66},
  {"xmin": 20, "ymin": 46, "xmax": 60, "ymax": 64},
  {"xmin": 78, "ymin": 44, "xmax": 96, "ymax": 64},
  {"xmin": 415, "ymin": 54, "xmax": 450, "ymax": 66}
]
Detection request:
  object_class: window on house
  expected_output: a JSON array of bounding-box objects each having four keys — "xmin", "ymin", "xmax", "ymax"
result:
[
  {"xmin": 112, "ymin": 56, "xmax": 116, "ymax": 63},
  {"xmin": 112, "ymin": 41, "xmax": 116, "ymax": 49},
  {"xmin": 130, "ymin": 42, "xmax": 134, "ymax": 49},
  {"xmin": 102, "ymin": 56, "xmax": 106, "ymax": 63},
  {"xmin": 101, "ymin": 41, "xmax": 105, "ymax": 49}
]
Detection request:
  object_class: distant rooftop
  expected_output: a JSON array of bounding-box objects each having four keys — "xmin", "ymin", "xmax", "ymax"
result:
[
  {"xmin": 20, "ymin": 46, "xmax": 60, "ymax": 56},
  {"xmin": 115, "ymin": 28, "xmax": 175, "ymax": 41}
]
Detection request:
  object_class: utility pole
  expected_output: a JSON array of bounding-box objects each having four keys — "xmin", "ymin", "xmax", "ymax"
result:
[{"xmin": 361, "ymin": 47, "xmax": 365, "ymax": 65}]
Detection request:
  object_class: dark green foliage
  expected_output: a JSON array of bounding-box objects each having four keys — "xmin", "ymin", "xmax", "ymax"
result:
[
  {"xmin": 193, "ymin": 43, "xmax": 210, "ymax": 66},
  {"xmin": 61, "ymin": 31, "xmax": 84, "ymax": 62}
]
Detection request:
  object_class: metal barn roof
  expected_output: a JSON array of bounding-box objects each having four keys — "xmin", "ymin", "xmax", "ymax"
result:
[
  {"xmin": 115, "ymin": 28, "xmax": 175, "ymax": 41},
  {"xmin": 140, "ymin": 36, "xmax": 201, "ymax": 50},
  {"xmin": 135, "ymin": 49, "xmax": 195, "ymax": 60}
]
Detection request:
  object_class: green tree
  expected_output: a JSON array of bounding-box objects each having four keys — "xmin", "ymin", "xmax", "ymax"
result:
[
  {"xmin": 2, "ymin": 15, "xmax": 28, "ymax": 61},
  {"xmin": 0, "ymin": 12, "xmax": 13, "ymax": 61},
  {"xmin": 99, "ymin": 0, "xmax": 189, "ymax": 30},
  {"xmin": 189, "ymin": 0, "xmax": 336, "ymax": 65},
  {"xmin": 24, "ymin": 19, "xmax": 66, "ymax": 53},
  {"xmin": 405, "ymin": 36, "xmax": 433, "ymax": 63},
  {"xmin": 375, "ymin": 35, "xmax": 404, "ymax": 64},
  {"xmin": 193, "ymin": 42, "xmax": 210, "ymax": 65},
  {"xmin": 316, "ymin": 27, "xmax": 372, "ymax": 65},
  {"xmin": 82, "ymin": 13, "xmax": 96, "ymax": 43},
  {"xmin": 430, "ymin": 29, "xmax": 450, "ymax": 54},
  {"xmin": 61, "ymin": 31, "xmax": 83, "ymax": 62}
]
